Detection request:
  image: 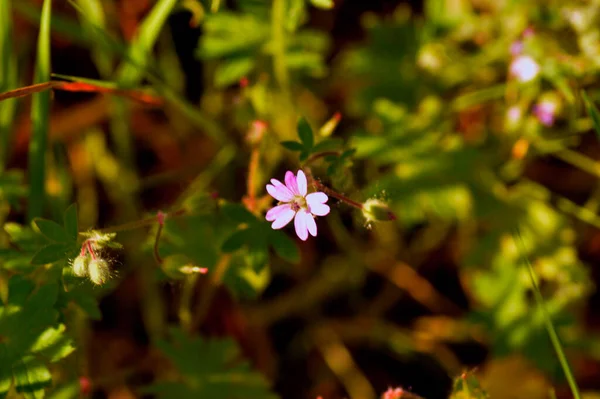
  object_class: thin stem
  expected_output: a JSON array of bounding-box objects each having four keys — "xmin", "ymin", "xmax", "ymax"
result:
[
  {"xmin": 191, "ymin": 254, "xmax": 231, "ymax": 331},
  {"xmin": 312, "ymin": 180, "xmax": 364, "ymax": 210},
  {"xmin": 514, "ymin": 229, "xmax": 582, "ymax": 399},
  {"xmin": 153, "ymin": 223, "xmax": 164, "ymax": 265},
  {"xmin": 271, "ymin": 0, "xmax": 290, "ymax": 96},
  {"xmin": 91, "ymin": 208, "xmax": 186, "ymax": 235},
  {"xmin": 246, "ymin": 147, "xmax": 260, "ymax": 212},
  {"xmin": 85, "ymin": 241, "xmax": 97, "ymax": 260}
]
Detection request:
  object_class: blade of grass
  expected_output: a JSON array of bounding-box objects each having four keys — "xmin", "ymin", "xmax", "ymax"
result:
[
  {"xmin": 75, "ymin": 0, "xmax": 112, "ymax": 77},
  {"xmin": 0, "ymin": 0, "xmax": 18, "ymax": 170},
  {"xmin": 514, "ymin": 229, "xmax": 582, "ymax": 399},
  {"xmin": 115, "ymin": 0, "xmax": 178, "ymax": 87},
  {"xmin": 70, "ymin": 0, "xmax": 226, "ymax": 143},
  {"xmin": 112, "ymin": 0, "xmax": 178, "ymax": 166},
  {"xmin": 582, "ymin": 90, "xmax": 600, "ymax": 141},
  {"xmin": 13, "ymin": 1, "xmax": 88, "ymax": 46},
  {"xmin": 27, "ymin": 0, "xmax": 52, "ymax": 221}
]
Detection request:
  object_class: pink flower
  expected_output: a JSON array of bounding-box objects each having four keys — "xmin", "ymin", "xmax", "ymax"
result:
[
  {"xmin": 533, "ymin": 100, "xmax": 558, "ymax": 126},
  {"xmin": 265, "ymin": 170, "xmax": 330, "ymax": 241},
  {"xmin": 382, "ymin": 387, "xmax": 404, "ymax": 399},
  {"xmin": 509, "ymin": 55, "xmax": 540, "ymax": 83}
]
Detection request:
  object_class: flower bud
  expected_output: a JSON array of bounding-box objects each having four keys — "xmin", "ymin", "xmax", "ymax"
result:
[
  {"xmin": 362, "ymin": 199, "xmax": 396, "ymax": 223},
  {"xmin": 88, "ymin": 259, "xmax": 111, "ymax": 285},
  {"xmin": 72, "ymin": 255, "xmax": 89, "ymax": 277}
]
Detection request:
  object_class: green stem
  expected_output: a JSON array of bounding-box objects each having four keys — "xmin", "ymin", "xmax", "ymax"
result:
[
  {"xmin": 312, "ymin": 180, "xmax": 364, "ymax": 210},
  {"xmin": 514, "ymin": 230, "xmax": 582, "ymax": 399},
  {"xmin": 91, "ymin": 208, "xmax": 186, "ymax": 235},
  {"xmin": 272, "ymin": 0, "xmax": 290, "ymax": 96},
  {"xmin": 27, "ymin": 0, "xmax": 52, "ymax": 221}
]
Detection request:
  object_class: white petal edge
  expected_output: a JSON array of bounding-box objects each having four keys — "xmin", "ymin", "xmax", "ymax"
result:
[
  {"xmin": 306, "ymin": 213, "xmax": 317, "ymax": 237},
  {"xmin": 310, "ymin": 203, "xmax": 330, "ymax": 217},
  {"xmin": 266, "ymin": 183, "xmax": 293, "ymax": 202},
  {"xmin": 294, "ymin": 211, "xmax": 309, "ymax": 241},
  {"xmin": 266, "ymin": 204, "xmax": 292, "ymax": 222},
  {"xmin": 296, "ymin": 170, "xmax": 307, "ymax": 196},
  {"xmin": 271, "ymin": 208, "xmax": 296, "ymax": 229},
  {"xmin": 306, "ymin": 192, "xmax": 328, "ymax": 205}
]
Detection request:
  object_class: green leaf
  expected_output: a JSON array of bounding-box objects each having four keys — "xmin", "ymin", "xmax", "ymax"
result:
[
  {"xmin": 63, "ymin": 204, "xmax": 78, "ymax": 242},
  {"xmin": 27, "ymin": 0, "xmax": 52, "ymax": 222},
  {"xmin": 269, "ymin": 231, "xmax": 300, "ymax": 263},
  {"xmin": 310, "ymin": 0, "xmax": 334, "ymax": 9},
  {"xmin": 30, "ymin": 325, "xmax": 75, "ymax": 362},
  {"xmin": 13, "ymin": 356, "xmax": 51, "ymax": 398},
  {"xmin": 582, "ymin": 91, "xmax": 600, "ymax": 142},
  {"xmin": 31, "ymin": 243, "xmax": 70, "ymax": 265},
  {"xmin": 280, "ymin": 140, "xmax": 305, "ymax": 151},
  {"xmin": 214, "ymin": 57, "xmax": 255, "ymax": 88},
  {"xmin": 312, "ymin": 138, "xmax": 344, "ymax": 153},
  {"xmin": 148, "ymin": 328, "xmax": 278, "ymax": 399},
  {"xmin": 222, "ymin": 229, "xmax": 252, "ymax": 253},
  {"xmin": 220, "ymin": 203, "xmax": 256, "ymax": 224},
  {"xmin": 297, "ymin": 117, "xmax": 314, "ymax": 149},
  {"xmin": 33, "ymin": 219, "xmax": 69, "ymax": 243}
]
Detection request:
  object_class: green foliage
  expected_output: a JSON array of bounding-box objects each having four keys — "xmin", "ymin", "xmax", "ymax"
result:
[
  {"xmin": 449, "ymin": 372, "xmax": 489, "ymax": 399},
  {"xmin": 146, "ymin": 328, "xmax": 278, "ymax": 399},
  {"xmin": 198, "ymin": 3, "xmax": 330, "ymax": 87},
  {"xmin": 0, "ymin": 277, "xmax": 74, "ymax": 399},
  {"xmin": 27, "ymin": 0, "xmax": 52, "ymax": 221}
]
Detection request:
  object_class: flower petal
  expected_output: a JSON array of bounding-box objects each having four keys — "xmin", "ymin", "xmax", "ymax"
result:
[
  {"xmin": 306, "ymin": 212, "xmax": 317, "ymax": 237},
  {"xmin": 294, "ymin": 210, "xmax": 309, "ymax": 241},
  {"xmin": 296, "ymin": 170, "xmax": 307, "ymax": 196},
  {"xmin": 271, "ymin": 208, "xmax": 296, "ymax": 229},
  {"xmin": 285, "ymin": 171, "xmax": 299, "ymax": 195},
  {"xmin": 310, "ymin": 203, "xmax": 330, "ymax": 216},
  {"xmin": 266, "ymin": 180, "xmax": 293, "ymax": 202},
  {"xmin": 266, "ymin": 204, "xmax": 292, "ymax": 222},
  {"xmin": 306, "ymin": 192, "xmax": 328, "ymax": 205}
]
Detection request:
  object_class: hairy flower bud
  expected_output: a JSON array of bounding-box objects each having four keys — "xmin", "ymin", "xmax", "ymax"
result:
[
  {"xmin": 88, "ymin": 259, "xmax": 110, "ymax": 285},
  {"xmin": 362, "ymin": 199, "xmax": 396, "ymax": 223},
  {"xmin": 72, "ymin": 255, "xmax": 89, "ymax": 277}
]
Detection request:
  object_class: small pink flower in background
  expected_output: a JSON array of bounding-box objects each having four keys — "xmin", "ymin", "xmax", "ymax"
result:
[
  {"xmin": 510, "ymin": 40, "xmax": 523, "ymax": 56},
  {"xmin": 265, "ymin": 170, "xmax": 330, "ymax": 241},
  {"xmin": 533, "ymin": 100, "xmax": 558, "ymax": 126},
  {"xmin": 382, "ymin": 387, "xmax": 404, "ymax": 399},
  {"xmin": 509, "ymin": 55, "xmax": 540, "ymax": 82}
]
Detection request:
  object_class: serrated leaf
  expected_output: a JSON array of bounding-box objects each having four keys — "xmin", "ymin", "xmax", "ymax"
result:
[
  {"xmin": 582, "ymin": 91, "xmax": 600, "ymax": 142},
  {"xmin": 269, "ymin": 231, "xmax": 300, "ymax": 263},
  {"xmin": 310, "ymin": 0, "xmax": 334, "ymax": 9},
  {"xmin": 34, "ymin": 219, "xmax": 70, "ymax": 243},
  {"xmin": 149, "ymin": 328, "xmax": 278, "ymax": 399},
  {"xmin": 221, "ymin": 203, "xmax": 256, "ymax": 224},
  {"xmin": 30, "ymin": 243, "xmax": 70, "ymax": 265},
  {"xmin": 297, "ymin": 117, "xmax": 314, "ymax": 148},
  {"xmin": 280, "ymin": 141, "xmax": 305, "ymax": 151},
  {"xmin": 214, "ymin": 57, "xmax": 255, "ymax": 88},
  {"xmin": 62, "ymin": 204, "xmax": 78, "ymax": 242}
]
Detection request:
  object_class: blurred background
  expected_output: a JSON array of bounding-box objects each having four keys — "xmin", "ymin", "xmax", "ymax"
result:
[{"xmin": 4, "ymin": 0, "xmax": 600, "ymax": 398}]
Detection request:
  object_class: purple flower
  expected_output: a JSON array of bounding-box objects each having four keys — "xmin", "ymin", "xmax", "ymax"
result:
[
  {"xmin": 533, "ymin": 100, "xmax": 557, "ymax": 127},
  {"xmin": 265, "ymin": 170, "xmax": 330, "ymax": 241},
  {"xmin": 510, "ymin": 41, "xmax": 524, "ymax": 56}
]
